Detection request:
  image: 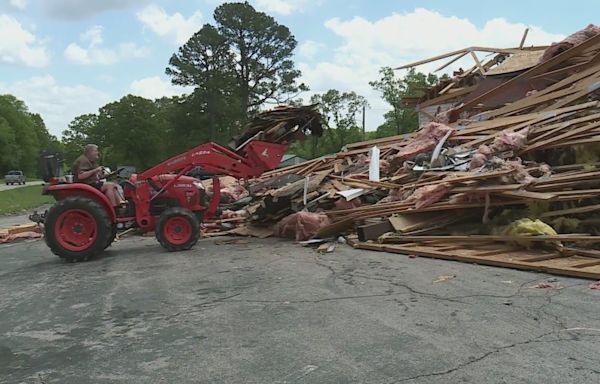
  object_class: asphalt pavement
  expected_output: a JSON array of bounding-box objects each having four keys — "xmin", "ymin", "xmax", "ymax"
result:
[{"xmin": 1, "ymin": 235, "xmax": 600, "ymax": 383}]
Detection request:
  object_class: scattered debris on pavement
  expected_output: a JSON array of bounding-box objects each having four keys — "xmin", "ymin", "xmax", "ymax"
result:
[
  {"xmin": 194, "ymin": 24, "xmax": 600, "ymax": 281},
  {"xmin": 589, "ymin": 281, "xmax": 600, "ymax": 289},
  {"xmin": 0, "ymin": 223, "xmax": 42, "ymax": 244},
  {"xmin": 530, "ymin": 279, "xmax": 563, "ymax": 289},
  {"xmin": 433, "ymin": 275, "xmax": 456, "ymax": 283}
]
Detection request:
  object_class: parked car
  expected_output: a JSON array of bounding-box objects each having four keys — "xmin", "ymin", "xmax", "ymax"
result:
[{"xmin": 5, "ymin": 170, "xmax": 26, "ymax": 185}]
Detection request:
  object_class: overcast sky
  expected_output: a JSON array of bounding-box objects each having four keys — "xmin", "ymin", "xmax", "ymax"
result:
[{"xmin": 1, "ymin": 0, "xmax": 598, "ymax": 137}]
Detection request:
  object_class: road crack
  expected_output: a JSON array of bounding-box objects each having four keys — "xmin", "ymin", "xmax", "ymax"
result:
[{"xmin": 393, "ymin": 330, "xmax": 600, "ymax": 383}]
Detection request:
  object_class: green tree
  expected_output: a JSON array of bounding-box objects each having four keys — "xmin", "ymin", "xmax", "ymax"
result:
[
  {"xmin": 290, "ymin": 90, "xmax": 368, "ymax": 159},
  {"xmin": 0, "ymin": 116, "xmax": 19, "ymax": 173},
  {"xmin": 96, "ymin": 95, "xmax": 167, "ymax": 170},
  {"xmin": 370, "ymin": 67, "xmax": 443, "ymax": 137},
  {"xmin": 63, "ymin": 96, "xmax": 170, "ymax": 172},
  {"xmin": 30, "ymin": 113, "xmax": 63, "ymax": 154},
  {"xmin": 0, "ymin": 95, "xmax": 41, "ymax": 175},
  {"xmin": 215, "ymin": 1, "xmax": 306, "ymax": 116},
  {"xmin": 62, "ymin": 114, "xmax": 99, "ymax": 167},
  {"xmin": 166, "ymin": 24, "xmax": 238, "ymax": 141},
  {"xmin": 167, "ymin": 1, "xmax": 307, "ymax": 134}
]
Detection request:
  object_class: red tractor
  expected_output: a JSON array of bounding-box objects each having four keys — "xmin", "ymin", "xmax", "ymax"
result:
[{"xmin": 39, "ymin": 139, "xmax": 289, "ymax": 262}]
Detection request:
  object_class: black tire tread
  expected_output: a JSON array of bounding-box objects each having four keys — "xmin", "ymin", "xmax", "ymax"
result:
[
  {"xmin": 44, "ymin": 197, "xmax": 112, "ymax": 261},
  {"xmin": 104, "ymin": 224, "xmax": 117, "ymax": 249},
  {"xmin": 155, "ymin": 207, "xmax": 199, "ymax": 252}
]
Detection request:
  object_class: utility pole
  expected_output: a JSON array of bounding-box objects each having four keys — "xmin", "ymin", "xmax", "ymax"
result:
[{"xmin": 362, "ymin": 105, "xmax": 366, "ymax": 140}]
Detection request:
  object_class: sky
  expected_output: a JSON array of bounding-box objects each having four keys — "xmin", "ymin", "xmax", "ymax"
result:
[{"xmin": 1, "ymin": 0, "xmax": 599, "ymax": 138}]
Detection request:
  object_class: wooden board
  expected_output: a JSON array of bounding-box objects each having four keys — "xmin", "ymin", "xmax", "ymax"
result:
[
  {"xmin": 357, "ymin": 221, "xmax": 393, "ymax": 241},
  {"xmin": 4, "ymin": 223, "xmax": 40, "ymax": 235},
  {"xmin": 353, "ymin": 240, "xmax": 600, "ymax": 280}
]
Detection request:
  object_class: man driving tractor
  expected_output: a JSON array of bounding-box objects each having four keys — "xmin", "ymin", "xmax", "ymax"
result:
[
  {"xmin": 72, "ymin": 144, "xmax": 125, "ymax": 207},
  {"xmin": 39, "ymin": 105, "xmax": 323, "ymax": 261}
]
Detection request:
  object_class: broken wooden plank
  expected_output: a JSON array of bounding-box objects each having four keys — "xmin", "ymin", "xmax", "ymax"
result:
[
  {"xmin": 354, "ymin": 241, "xmax": 600, "ymax": 280},
  {"xmin": 357, "ymin": 220, "xmax": 394, "ymax": 242}
]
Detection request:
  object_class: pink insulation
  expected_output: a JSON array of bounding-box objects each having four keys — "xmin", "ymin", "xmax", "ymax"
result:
[
  {"xmin": 273, "ymin": 212, "xmax": 331, "ymax": 241},
  {"xmin": 540, "ymin": 24, "xmax": 600, "ymax": 62},
  {"xmin": 204, "ymin": 176, "xmax": 250, "ymax": 203},
  {"xmin": 477, "ymin": 144, "xmax": 493, "ymax": 156},
  {"xmin": 334, "ymin": 198, "xmax": 361, "ymax": 211},
  {"xmin": 469, "ymin": 153, "xmax": 488, "ymax": 170},
  {"xmin": 408, "ymin": 183, "xmax": 451, "ymax": 209},
  {"xmin": 499, "ymin": 159, "xmax": 536, "ymax": 185},
  {"xmin": 589, "ymin": 281, "xmax": 600, "ymax": 289},
  {"xmin": 221, "ymin": 209, "xmax": 247, "ymax": 219},
  {"xmin": 0, "ymin": 231, "xmax": 42, "ymax": 243},
  {"xmin": 469, "ymin": 128, "xmax": 529, "ymax": 170},
  {"xmin": 391, "ymin": 122, "xmax": 455, "ymax": 163},
  {"xmin": 469, "ymin": 145, "xmax": 493, "ymax": 170},
  {"xmin": 220, "ymin": 184, "xmax": 249, "ymax": 203},
  {"xmin": 379, "ymin": 188, "xmax": 412, "ymax": 203},
  {"xmin": 492, "ymin": 128, "xmax": 529, "ymax": 152}
]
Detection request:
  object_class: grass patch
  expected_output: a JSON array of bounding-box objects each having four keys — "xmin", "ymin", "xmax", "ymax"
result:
[
  {"xmin": 1, "ymin": 178, "xmax": 41, "ymax": 184},
  {"xmin": 0, "ymin": 185, "xmax": 54, "ymax": 215}
]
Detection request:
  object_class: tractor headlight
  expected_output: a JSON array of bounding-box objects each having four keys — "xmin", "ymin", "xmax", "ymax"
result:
[{"xmin": 193, "ymin": 181, "xmax": 204, "ymax": 190}]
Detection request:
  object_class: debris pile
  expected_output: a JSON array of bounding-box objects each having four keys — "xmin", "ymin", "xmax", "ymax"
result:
[
  {"xmin": 231, "ymin": 104, "xmax": 323, "ymax": 148},
  {"xmin": 0, "ymin": 223, "xmax": 42, "ymax": 243},
  {"xmin": 206, "ymin": 24, "xmax": 600, "ymax": 280}
]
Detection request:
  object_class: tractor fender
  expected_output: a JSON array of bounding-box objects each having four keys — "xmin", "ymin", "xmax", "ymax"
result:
[{"xmin": 44, "ymin": 183, "xmax": 117, "ymax": 222}]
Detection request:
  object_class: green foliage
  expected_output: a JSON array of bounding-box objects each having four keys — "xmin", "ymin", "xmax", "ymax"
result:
[
  {"xmin": 7, "ymin": 2, "xmax": 448, "ymax": 179},
  {"xmin": 97, "ymin": 95, "xmax": 168, "ymax": 170},
  {"xmin": 289, "ymin": 90, "xmax": 368, "ymax": 159},
  {"xmin": 59, "ymin": 1, "xmax": 311, "ymax": 171},
  {"xmin": 370, "ymin": 67, "xmax": 442, "ymax": 137},
  {"xmin": 0, "ymin": 185, "xmax": 54, "ymax": 214},
  {"xmin": 0, "ymin": 95, "xmax": 61, "ymax": 176},
  {"xmin": 62, "ymin": 114, "xmax": 99, "ymax": 167},
  {"xmin": 167, "ymin": 1, "xmax": 306, "ymax": 129},
  {"xmin": 166, "ymin": 24, "xmax": 240, "ymax": 140},
  {"xmin": 62, "ymin": 96, "xmax": 172, "ymax": 171}
]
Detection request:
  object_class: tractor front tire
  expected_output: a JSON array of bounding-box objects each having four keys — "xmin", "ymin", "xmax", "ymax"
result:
[
  {"xmin": 44, "ymin": 197, "xmax": 113, "ymax": 261},
  {"xmin": 156, "ymin": 207, "xmax": 199, "ymax": 252}
]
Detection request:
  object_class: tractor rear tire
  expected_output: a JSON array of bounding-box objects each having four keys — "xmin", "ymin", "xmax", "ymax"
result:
[
  {"xmin": 156, "ymin": 207, "xmax": 199, "ymax": 252},
  {"xmin": 44, "ymin": 197, "xmax": 113, "ymax": 261}
]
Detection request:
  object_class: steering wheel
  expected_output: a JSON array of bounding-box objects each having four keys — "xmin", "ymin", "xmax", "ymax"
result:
[{"xmin": 103, "ymin": 167, "xmax": 126, "ymax": 179}]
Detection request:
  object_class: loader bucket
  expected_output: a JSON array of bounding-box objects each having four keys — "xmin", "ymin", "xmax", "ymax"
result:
[{"xmin": 244, "ymin": 141, "xmax": 288, "ymax": 171}]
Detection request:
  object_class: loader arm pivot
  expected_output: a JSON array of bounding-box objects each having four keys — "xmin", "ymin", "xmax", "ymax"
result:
[
  {"xmin": 132, "ymin": 140, "xmax": 288, "ymax": 231},
  {"xmin": 138, "ymin": 141, "xmax": 287, "ymax": 181}
]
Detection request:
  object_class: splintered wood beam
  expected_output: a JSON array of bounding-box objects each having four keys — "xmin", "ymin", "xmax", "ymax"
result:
[
  {"xmin": 394, "ymin": 46, "xmax": 544, "ymax": 70},
  {"xmin": 435, "ymin": 51, "xmax": 470, "ymax": 72},
  {"xmin": 540, "ymin": 204, "xmax": 600, "ymax": 218},
  {"xmin": 395, "ymin": 48, "xmax": 469, "ymax": 69},
  {"xmin": 519, "ymin": 28, "xmax": 529, "ymax": 49},
  {"xmin": 455, "ymin": 33, "xmax": 600, "ymax": 114},
  {"xmin": 471, "ymin": 51, "xmax": 486, "ymax": 77},
  {"xmin": 521, "ymin": 120, "xmax": 600, "ymax": 154}
]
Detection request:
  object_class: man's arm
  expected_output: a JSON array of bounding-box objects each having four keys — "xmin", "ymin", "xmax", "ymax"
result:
[{"xmin": 78, "ymin": 166, "xmax": 102, "ymax": 181}]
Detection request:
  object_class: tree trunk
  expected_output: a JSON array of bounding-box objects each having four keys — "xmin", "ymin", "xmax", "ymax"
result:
[{"xmin": 395, "ymin": 106, "xmax": 401, "ymax": 135}]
